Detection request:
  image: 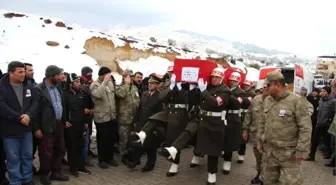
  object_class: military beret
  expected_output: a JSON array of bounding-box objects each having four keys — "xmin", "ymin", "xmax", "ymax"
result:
[{"xmin": 266, "ymin": 70, "xmax": 284, "ymax": 83}]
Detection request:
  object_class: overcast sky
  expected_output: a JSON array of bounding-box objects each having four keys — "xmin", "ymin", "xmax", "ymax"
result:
[{"xmin": 1, "ymin": 0, "xmax": 335, "ymax": 56}]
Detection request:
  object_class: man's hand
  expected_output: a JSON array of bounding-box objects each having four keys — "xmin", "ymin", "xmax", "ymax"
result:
[
  {"xmin": 104, "ymin": 74, "xmax": 111, "ymax": 81},
  {"xmin": 257, "ymin": 143, "xmax": 263, "ymax": 153},
  {"xmin": 84, "ymin": 108, "xmax": 90, "ymax": 114},
  {"xmin": 20, "ymin": 114, "xmax": 30, "ymax": 126},
  {"xmin": 295, "ymin": 152, "xmax": 305, "ymax": 161},
  {"xmin": 124, "ymin": 75, "xmax": 132, "ymax": 84},
  {"xmin": 65, "ymin": 122, "xmax": 72, "ymax": 128},
  {"xmin": 35, "ymin": 130, "xmax": 43, "ymax": 139},
  {"xmin": 85, "ymin": 124, "xmax": 89, "ymax": 129},
  {"xmin": 242, "ymin": 130, "xmax": 249, "ymax": 141}
]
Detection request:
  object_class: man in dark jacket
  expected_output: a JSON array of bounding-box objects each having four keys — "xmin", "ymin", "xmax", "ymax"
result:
[
  {"xmin": 80, "ymin": 66, "xmax": 97, "ymax": 161},
  {"xmin": 306, "ymin": 88, "xmax": 321, "ymax": 142},
  {"xmin": 0, "ymin": 61, "xmax": 38, "ymax": 185},
  {"xmin": 306, "ymin": 86, "xmax": 336, "ymax": 161},
  {"xmin": 133, "ymin": 71, "xmax": 144, "ymax": 96},
  {"xmin": 35, "ymin": 65, "xmax": 69, "ymax": 185}
]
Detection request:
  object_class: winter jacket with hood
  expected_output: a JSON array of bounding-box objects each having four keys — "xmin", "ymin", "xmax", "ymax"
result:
[{"xmin": 317, "ymin": 96, "xmax": 336, "ymax": 127}]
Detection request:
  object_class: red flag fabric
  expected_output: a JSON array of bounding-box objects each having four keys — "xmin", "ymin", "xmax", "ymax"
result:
[
  {"xmin": 173, "ymin": 59, "xmax": 218, "ymax": 83},
  {"xmin": 295, "ymin": 64, "xmax": 304, "ymax": 79},
  {"xmin": 259, "ymin": 67, "xmax": 280, "ymax": 80}
]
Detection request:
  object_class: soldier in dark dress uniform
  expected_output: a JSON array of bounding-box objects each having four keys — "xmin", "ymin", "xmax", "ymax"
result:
[
  {"xmin": 161, "ymin": 84, "xmax": 201, "ymax": 163},
  {"xmin": 129, "ymin": 74, "xmax": 190, "ymax": 174},
  {"xmin": 193, "ymin": 67, "xmax": 231, "ymax": 185},
  {"xmin": 237, "ymin": 79, "xmax": 256, "ymax": 164},
  {"xmin": 222, "ymin": 72, "xmax": 245, "ymax": 174}
]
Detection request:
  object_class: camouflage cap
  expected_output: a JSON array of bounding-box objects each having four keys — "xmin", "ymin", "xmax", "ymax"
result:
[
  {"xmin": 122, "ymin": 69, "xmax": 134, "ymax": 77},
  {"xmin": 266, "ymin": 70, "xmax": 284, "ymax": 83}
]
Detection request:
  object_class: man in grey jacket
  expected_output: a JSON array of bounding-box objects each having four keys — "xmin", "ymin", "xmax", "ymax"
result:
[{"xmin": 306, "ymin": 86, "xmax": 336, "ymax": 161}]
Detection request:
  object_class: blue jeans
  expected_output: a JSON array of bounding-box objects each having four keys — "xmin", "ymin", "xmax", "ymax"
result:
[
  {"xmin": 3, "ymin": 132, "xmax": 33, "ymax": 185},
  {"xmin": 83, "ymin": 129, "xmax": 89, "ymax": 161}
]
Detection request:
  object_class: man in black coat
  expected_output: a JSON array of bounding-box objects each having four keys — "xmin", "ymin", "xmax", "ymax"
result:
[
  {"xmin": 0, "ymin": 61, "xmax": 39, "ymax": 185},
  {"xmin": 306, "ymin": 88, "xmax": 320, "ymax": 141},
  {"xmin": 35, "ymin": 65, "xmax": 69, "ymax": 185}
]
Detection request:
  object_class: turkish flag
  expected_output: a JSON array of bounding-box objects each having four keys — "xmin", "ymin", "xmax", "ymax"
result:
[
  {"xmin": 295, "ymin": 64, "xmax": 304, "ymax": 79},
  {"xmin": 173, "ymin": 59, "xmax": 218, "ymax": 83},
  {"xmin": 259, "ymin": 67, "xmax": 280, "ymax": 80}
]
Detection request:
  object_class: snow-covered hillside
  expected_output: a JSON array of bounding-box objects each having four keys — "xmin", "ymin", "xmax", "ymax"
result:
[{"xmin": 0, "ymin": 10, "xmax": 260, "ymax": 84}]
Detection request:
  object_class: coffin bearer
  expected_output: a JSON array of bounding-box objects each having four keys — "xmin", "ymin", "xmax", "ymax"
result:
[{"xmin": 194, "ymin": 67, "xmax": 231, "ymax": 185}]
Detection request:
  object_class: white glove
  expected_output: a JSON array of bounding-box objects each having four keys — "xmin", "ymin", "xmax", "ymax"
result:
[
  {"xmin": 190, "ymin": 84, "xmax": 197, "ymax": 90},
  {"xmin": 237, "ymin": 97, "xmax": 243, "ymax": 104},
  {"xmin": 197, "ymin": 78, "xmax": 207, "ymax": 92},
  {"xmin": 176, "ymin": 82, "xmax": 182, "ymax": 90},
  {"xmin": 170, "ymin": 74, "xmax": 176, "ymax": 90}
]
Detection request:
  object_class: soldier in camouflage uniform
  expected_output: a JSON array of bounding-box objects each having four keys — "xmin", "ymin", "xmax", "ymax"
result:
[
  {"xmin": 242, "ymin": 83, "xmax": 269, "ymax": 184},
  {"xmin": 115, "ymin": 69, "xmax": 140, "ymax": 166},
  {"xmin": 222, "ymin": 72, "xmax": 245, "ymax": 174},
  {"xmin": 237, "ymin": 79, "xmax": 256, "ymax": 164},
  {"xmin": 257, "ymin": 71, "xmax": 312, "ymax": 185}
]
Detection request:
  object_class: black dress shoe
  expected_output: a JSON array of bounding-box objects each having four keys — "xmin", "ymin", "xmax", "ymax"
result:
[
  {"xmin": 222, "ymin": 169, "xmax": 230, "ymax": 175},
  {"xmin": 141, "ymin": 165, "xmax": 154, "ymax": 172},
  {"xmin": 325, "ymin": 163, "xmax": 336, "ymax": 167},
  {"xmin": 251, "ymin": 175, "xmax": 263, "ymax": 184},
  {"xmin": 50, "ymin": 172, "xmax": 69, "ymax": 181},
  {"xmin": 206, "ymin": 181, "xmax": 215, "ymax": 185},
  {"xmin": 166, "ymin": 171, "xmax": 178, "ymax": 177},
  {"xmin": 40, "ymin": 175, "xmax": 51, "ymax": 185},
  {"xmin": 190, "ymin": 163, "xmax": 199, "ymax": 168}
]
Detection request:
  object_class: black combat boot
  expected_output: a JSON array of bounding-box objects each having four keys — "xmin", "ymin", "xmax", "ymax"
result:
[{"xmin": 251, "ymin": 173, "xmax": 262, "ymax": 184}]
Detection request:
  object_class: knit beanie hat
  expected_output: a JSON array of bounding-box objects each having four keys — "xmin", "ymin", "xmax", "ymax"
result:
[
  {"xmin": 81, "ymin": 66, "xmax": 93, "ymax": 75},
  {"xmin": 67, "ymin": 73, "xmax": 80, "ymax": 83},
  {"xmin": 322, "ymin": 86, "xmax": 331, "ymax": 94},
  {"xmin": 98, "ymin": 67, "xmax": 111, "ymax": 76},
  {"xmin": 45, "ymin": 65, "xmax": 62, "ymax": 77}
]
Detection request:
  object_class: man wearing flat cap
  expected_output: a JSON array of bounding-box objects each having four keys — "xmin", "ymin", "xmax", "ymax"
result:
[
  {"xmin": 90, "ymin": 67, "xmax": 119, "ymax": 169},
  {"xmin": 257, "ymin": 70, "xmax": 312, "ymax": 185},
  {"xmin": 114, "ymin": 69, "xmax": 140, "ymax": 166},
  {"xmin": 35, "ymin": 65, "xmax": 69, "ymax": 184}
]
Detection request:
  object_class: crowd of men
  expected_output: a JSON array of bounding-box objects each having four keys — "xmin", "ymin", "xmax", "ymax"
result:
[{"xmin": 0, "ymin": 61, "xmax": 335, "ymax": 185}]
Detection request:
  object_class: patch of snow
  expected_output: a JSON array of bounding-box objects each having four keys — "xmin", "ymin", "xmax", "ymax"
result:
[{"xmin": 117, "ymin": 56, "xmax": 172, "ymax": 78}]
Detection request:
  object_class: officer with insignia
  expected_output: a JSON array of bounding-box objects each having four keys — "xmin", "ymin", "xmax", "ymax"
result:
[{"xmin": 257, "ymin": 70, "xmax": 312, "ymax": 185}]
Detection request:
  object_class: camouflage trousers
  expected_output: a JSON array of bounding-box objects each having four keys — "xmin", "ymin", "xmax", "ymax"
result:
[
  {"xmin": 119, "ymin": 124, "xmax": 135, "ymax": 155},
  {"xmin": 252, "ymin": 146, "xmax": 262, "ymax": 173},
  {"xmin": 261, "ymin": 146, "xmax": 303, "ymax": 185}
]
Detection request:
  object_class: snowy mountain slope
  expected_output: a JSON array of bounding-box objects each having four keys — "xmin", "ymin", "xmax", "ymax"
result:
[{"xmin": 0, "ymin": 10, "xmax": 260, "ymax": 84}]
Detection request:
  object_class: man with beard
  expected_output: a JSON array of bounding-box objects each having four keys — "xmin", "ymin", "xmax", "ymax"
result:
[
  {"xmin": 221, "ymin": 72, "xmax": 245, "ymax": 174},
  {"xmin": 242, "ymin": 84, "xmax": 269, "ymax": 184},
  {"xmin": 193, "ymin": 67, "xmax": 231, "ymax": 185},
  {"xmin": 80, "ymin": 66, "xmax": 97, "ymax": 164},
  {"xmin": 237, "ymin": 79, "xmax": 256, "ymax": 164},
  {"xmin": 35, "ymin": 65, "xmax": 69, "ymax": 185}
]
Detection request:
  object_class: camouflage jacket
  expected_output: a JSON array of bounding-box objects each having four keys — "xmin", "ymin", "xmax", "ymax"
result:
[
  {"xmin": 115, "ymin": 83, "xmax": 140, "ymax": 124},
  {"xmin": 328, "ymin": 114, "xmax": 336, "ymax": 136},
  {"xmin": 257, "ymin": 91, "xmax": 312, "ymax": 157},
  {"xmin": 243, "ymin": 94, "xmax": 266, "ymax": 145}
]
